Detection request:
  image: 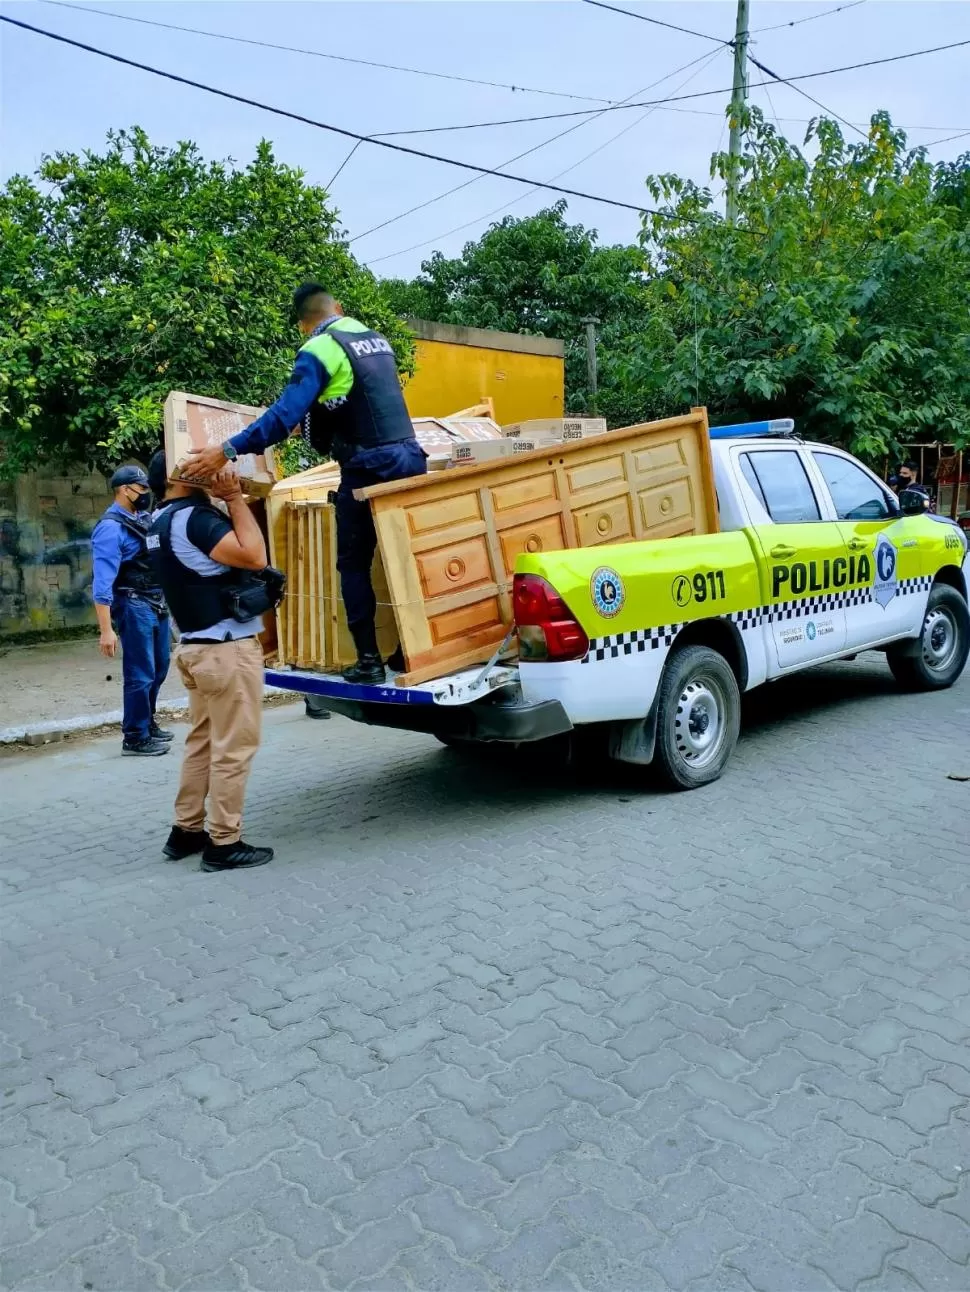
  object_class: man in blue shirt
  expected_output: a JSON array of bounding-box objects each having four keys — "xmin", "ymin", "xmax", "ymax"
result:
[
  {"xmin": 91, "ymin": 465, "xmax": 172, "ymax": 756},
  {"xmin": 182, "ymin": 284, "xmax": 426, "ymax": 684}
]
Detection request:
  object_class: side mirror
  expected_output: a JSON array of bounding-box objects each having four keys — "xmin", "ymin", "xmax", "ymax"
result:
[{"xmin": 898, "ymin": 487, "xmax": 928, "ymax": 516}]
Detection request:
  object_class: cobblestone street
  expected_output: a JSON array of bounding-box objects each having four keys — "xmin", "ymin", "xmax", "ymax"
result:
[{"xmin": 1, "ymin": 657, "xmax": 969, "ymax": 1292}]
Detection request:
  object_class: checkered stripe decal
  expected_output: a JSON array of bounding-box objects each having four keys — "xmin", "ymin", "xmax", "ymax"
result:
[
  {"xmin": 583, "ymin": 625, "xmax": 684, "ymax": 662},
  {"xmin": 581, "ymin": 575, "xmax": 934, "ymax": 663}
]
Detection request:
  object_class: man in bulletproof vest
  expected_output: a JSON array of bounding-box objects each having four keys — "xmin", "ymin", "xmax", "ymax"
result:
[
  {"xmin": 91, "ymin": 464, "xmax": 172, "ymax": 757},
  {"xmin": 182, "ymin": 283, "xmax": 427, "ymax": 685},
  {"xmin": 147, "ymin": 450, "xmax": 276, "ymax": 873}
]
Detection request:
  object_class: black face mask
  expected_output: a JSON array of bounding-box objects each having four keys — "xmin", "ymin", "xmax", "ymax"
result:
[{"xmin": 129, "ymin": 489, "xmax": 152, "ymax": 513}]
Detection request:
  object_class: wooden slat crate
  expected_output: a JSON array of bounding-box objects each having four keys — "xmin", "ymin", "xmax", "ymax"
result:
[{"xmin": 364, "ymin": 408, "xmax": 716, "ymax": 685}]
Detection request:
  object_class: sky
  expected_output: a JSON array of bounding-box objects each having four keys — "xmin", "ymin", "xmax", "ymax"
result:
[{"xmin": 1, "ymin": 0, "xmax": 968, "ymax": 280}]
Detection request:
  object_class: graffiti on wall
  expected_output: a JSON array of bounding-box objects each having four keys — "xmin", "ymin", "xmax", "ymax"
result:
[{"xmin": 0, "ymin": 470, "xmax": 112, "ymax": 636}]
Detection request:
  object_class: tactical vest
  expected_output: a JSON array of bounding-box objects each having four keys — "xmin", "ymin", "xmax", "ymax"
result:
[
  {"xmin": 301, "ymin": 319, "xmax": 414, "ymax": 461},
  {"xmin": 95, "ymin": 508, "xmax": 161, "ymax": 597},
  {"xmin": 148, "ymin": 500, "xmax": 247, "ymax": 633}
]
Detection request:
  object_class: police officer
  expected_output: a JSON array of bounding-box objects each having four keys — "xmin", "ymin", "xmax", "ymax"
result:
[
  {"xmin": 183, "ymin": 284, "xmax": 427, "ymax": 684},
  {"xmin": 147, "ymin": 450, "xmax": 276, "ymax": 873},
  {"xmin": 91, "ymin": 465, "xmax": 172, "ymax": 756}
]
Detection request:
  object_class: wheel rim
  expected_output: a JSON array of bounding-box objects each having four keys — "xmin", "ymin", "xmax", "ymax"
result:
[
  {"xmin": 922, "ymin": 606, "xmax": 959, "ymax": 674},
  {"xmin": 672, "ymin": 674, "xmax": 728, "ymax": 770}
]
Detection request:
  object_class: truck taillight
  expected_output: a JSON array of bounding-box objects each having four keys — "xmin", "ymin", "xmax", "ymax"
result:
[{"xmin": 513, "ymin": 573, "xmax": 589, "ymax": 662}]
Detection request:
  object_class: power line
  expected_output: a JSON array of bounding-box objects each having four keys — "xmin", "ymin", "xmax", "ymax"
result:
[
  {"xmin": 750, "ymin": 1, "xmax": 866, "ymax": 34},
  {"xmin": 0, "ymin": 14, "xmax": 662, "ymax": 219},
  {"xmin": 328, "ymin": 37, "xmax": 970, "ymax": 137},
  {"xmin": 37, "ymin": 0, "xmax": 616, "ymax": 105},
  {"xmin": 580, "ymin": 0, "xmax": 728, "ymax": 46},
  {"xmin": 326, "ymin": 140, "xmax": 362, "ymax": 191},
  {"xmin": 747, "ymin": 52, "xmax": 867, "ymax": 139},
  {"xmin": 353, "ymin": 48, "xmax": 720, "ymax": 244},
  {"xmin": 365, "ymin": 48, "xmax": 726, "ymax": 265}
]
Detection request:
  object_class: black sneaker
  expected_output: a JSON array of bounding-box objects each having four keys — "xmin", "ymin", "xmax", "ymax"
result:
[
  {"xmin": 342, "ymin": 655, "xmax": 387, "ymax": 685},
  {"xmin": 201, "ymin": 841, "xmax": 274, "ymax": 872},
  {"xmin": 150, "ymin": 722, "xmax": 175, "ymax": 742},
  {"xmin": 304, "ymin": 696, "xmax": 332, "ymax": 720},
  {"xmin": 122, "ymin": 738, "xmax": 169, "ymax": 757},
  {"xmin": 163, "ymin": 826, "xmax": 210, "ymax": 859}
]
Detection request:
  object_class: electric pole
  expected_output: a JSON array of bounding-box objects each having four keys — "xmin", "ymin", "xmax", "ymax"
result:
[
  {"xmin": 581, "ymin": 317, "xmax": 599, "ymax": 415},
  {"xmin": 725, "ymin": 0, "xmax": 750, "ymax": 226}
]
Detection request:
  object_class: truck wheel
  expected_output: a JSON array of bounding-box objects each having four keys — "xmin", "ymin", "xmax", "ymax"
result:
[
  {"xmin": 654, "ymin": 646, "xmax": 741, "ymax": 790},
  {"xmin": 887, "ymin": 584, "xmax": 970, "ymax": 691}
]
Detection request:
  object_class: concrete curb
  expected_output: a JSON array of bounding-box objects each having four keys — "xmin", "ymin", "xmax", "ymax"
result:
[{"xmin": 0, "ymin": 686, "xmax": 297, "ymax": 747}]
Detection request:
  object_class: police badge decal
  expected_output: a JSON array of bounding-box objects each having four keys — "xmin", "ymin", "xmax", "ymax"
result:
[{"xmin": 591, "ymin": 567, "xmax": 625, "ymax": 618}]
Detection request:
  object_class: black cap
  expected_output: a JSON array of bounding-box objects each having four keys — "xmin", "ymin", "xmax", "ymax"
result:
[{"xmin": 110, "ymin": 465, "xmax": 149, "ymax": 489}]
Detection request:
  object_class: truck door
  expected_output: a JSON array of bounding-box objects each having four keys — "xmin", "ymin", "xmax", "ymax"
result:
[
  {"xmin": 737, "ymin": 447, "xmax": 849, "ymax": 670},
  {"xmin": 810, "ymin": 450, "xmax": 925, "ymax": 649}
]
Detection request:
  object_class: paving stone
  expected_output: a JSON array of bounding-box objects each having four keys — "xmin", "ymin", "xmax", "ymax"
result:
[
  {"xmin": 319, "ymin": 1212, "xmax": 421, "ymax": 1285},
  {"xmin": 394, "ymin": 1239, "xmax": 493, "ymax": 1291},
  {"xmin": 3, "ymin": 671, "xmax": 969, "ymax": 1292}
]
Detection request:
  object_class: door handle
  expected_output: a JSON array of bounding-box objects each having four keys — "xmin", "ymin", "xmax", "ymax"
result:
[
  {"xmin": 770, "ymin": 545, "xmax": 796, "ymax": 559},
  {"xmin": 848, "ymin": 537, "xmax": 868, "ymax": 551}
]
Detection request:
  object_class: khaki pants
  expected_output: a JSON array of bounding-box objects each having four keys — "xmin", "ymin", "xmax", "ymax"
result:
[{"xmin": 174, "ymin": 637, "xmax": 263, "ymax": 846}]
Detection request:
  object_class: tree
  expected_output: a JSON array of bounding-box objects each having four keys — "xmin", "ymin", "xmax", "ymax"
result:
[
  {"xmin": 0, "ymin": 128, "xmax": 413, "ymax": 477},
  {"xmin": 634, "ymin": 112, "xmax": 970, "ymax": 455},
  {"xmin": 383, "ymin": 204, "xmax": 651, "ymax": 425}
]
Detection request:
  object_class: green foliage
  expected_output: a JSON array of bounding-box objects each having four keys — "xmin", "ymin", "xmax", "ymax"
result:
[
  {"xmin": 0, "ymin": 128, "xmax": 413, "ymax": 477},
  {"xmin": 385, "ymin": 203, "xmax": 651, "ymax": 425},
  {"xmin": 636, "ymin": 111, "xmax": 970, "ymax": 456},
  {"xmin": 386, "ymin": 117, "xmax": 969, "ymax": 457}
]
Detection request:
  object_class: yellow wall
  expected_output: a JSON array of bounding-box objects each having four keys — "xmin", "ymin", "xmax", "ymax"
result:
[{"xmin": 403, "ymin": 335, "xmax": 564, "ymax": 425}]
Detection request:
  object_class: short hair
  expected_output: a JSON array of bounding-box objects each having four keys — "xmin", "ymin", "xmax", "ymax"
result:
[
  {"xmin": 292, "ymin": 282, "xmax": 336, "ymax": 322},
  {"xmin": 147, "ymin": 449, "xmax": 169, "ymax": 498}
]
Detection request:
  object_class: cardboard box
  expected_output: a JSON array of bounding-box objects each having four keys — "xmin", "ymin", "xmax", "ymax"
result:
[
  {"xmin": 502, "ymin": 417, "xmax": 607, "ymax": 440},
  {"xmin": 451, "ymin": 438, "xmax": 542, "ymax": 465},
  {"xmin": 164, "ymin": 391, "xmax": 276, "ymax": 492}
]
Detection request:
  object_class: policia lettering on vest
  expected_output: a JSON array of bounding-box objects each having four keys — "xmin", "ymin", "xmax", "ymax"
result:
[
  {"xmin": 90, "ymin": 465, "xmax": 173, "ymax": 757},
  {"xmin": 182, "ymin": 284, "xmax": 428, "ymax": 685}
]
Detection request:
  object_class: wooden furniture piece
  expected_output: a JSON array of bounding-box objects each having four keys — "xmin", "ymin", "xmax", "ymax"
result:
[{"xmin": 364, "ymin": 408, "xmax": 716, "ymax": 685}]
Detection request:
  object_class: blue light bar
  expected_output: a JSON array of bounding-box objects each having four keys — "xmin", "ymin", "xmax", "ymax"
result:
[{"xmin": 709, "ymin": 418, "xmax": 795, "ymax": 440}]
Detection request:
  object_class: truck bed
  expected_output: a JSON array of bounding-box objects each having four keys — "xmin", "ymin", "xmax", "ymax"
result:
[{"xmin": 269, "ymin": 408, "xmax": 718, "ymax": 687}]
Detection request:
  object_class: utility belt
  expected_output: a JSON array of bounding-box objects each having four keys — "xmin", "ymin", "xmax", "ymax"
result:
[
  {"xmin": 226, "ymin": 567, "xmax": 287, "ymax": 622},
  {"xmin": 331, "ymin": 433, "xmax": 415, "ymax": 467},
  {"xmin": 114, "ymin": 588, "xmax": 168, "ymax": 616}
]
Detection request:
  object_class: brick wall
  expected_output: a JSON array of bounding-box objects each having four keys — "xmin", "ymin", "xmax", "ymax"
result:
[{"xmin": 0, "ymin": 467, "xmax": 113, "ymax": 637}]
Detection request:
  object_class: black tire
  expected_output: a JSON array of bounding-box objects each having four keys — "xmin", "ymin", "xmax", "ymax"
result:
[
  {"xmin": 887, "ymin": 583, "xmax": 970, "ymax": 691},
  {"xmin": 654, "ymin": 645, "xmax": 741, "ymax": 790}
]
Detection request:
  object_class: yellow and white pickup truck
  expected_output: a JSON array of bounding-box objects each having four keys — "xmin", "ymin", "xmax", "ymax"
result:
[{"xmin": 267, "ymin": 422, "xmax": 970, "ymax": 789}]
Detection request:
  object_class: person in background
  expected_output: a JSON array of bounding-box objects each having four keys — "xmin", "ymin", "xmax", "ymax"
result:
[
  {"xmin": 180, "ymin": 283, "xmax": 426, "ymax": 684},
  {"xmin": 147, "ymin": 450, "xmax": 274, "ymax": 873},
  {"xmin": 91, "ymin": 465, "xmax": 172, "ymax": 757},
  {"xmin": 893, "ymin": 460, "xmax": 932, "ymax": 509}
]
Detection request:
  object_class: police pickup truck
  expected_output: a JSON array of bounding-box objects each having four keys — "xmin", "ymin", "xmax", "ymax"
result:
[{"xmin": 267, "ymin": 422, "xmax": 970, "ymax": 789}]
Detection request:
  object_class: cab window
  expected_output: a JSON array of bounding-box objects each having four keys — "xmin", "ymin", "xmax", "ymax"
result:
[
  {"xmin": 740, "ymin": 450, "xmax": 821, "ymax": 523},
  {"xmin": 813, "ymin": 452, "xmax": 894, "ymax": 521}
]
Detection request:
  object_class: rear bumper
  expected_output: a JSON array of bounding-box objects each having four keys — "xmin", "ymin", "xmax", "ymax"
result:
[{"xmin": 266, "ymin": 669, "xmax": 572, "ymax": 744}]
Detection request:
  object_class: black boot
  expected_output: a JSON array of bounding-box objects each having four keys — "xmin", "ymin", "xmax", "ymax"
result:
[
  {"xmin": 342, "ymin": 654, "xmax": 387, "ymax": 685},
  {"xmin": 163, "ymin": 826, "xmax": 210, "ymax": 859},
  {"xmin": 122, "ymin": 737, "xmax": 169, "ymax": 757},
  {"xmin": 304, "ymin": 696, "xmax": 332, "ymax": 720},
  {"xmin": 201, "ymin": 840, "xmax": 274, "ymax": 872}
]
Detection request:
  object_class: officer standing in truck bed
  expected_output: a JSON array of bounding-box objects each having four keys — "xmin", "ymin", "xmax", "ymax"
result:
[{"xmin": 181, "ymin": 284, "xmax": 426, "ymax": 684}]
